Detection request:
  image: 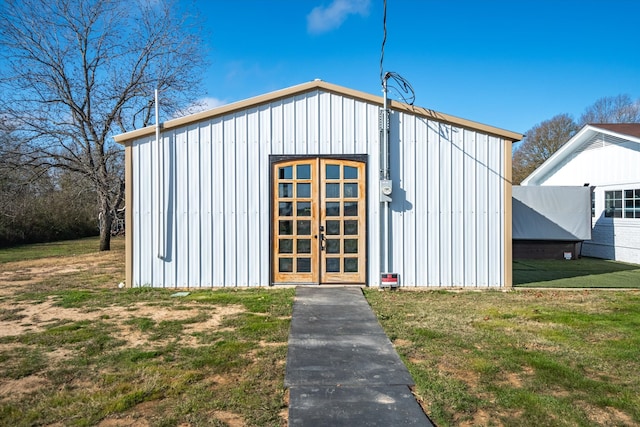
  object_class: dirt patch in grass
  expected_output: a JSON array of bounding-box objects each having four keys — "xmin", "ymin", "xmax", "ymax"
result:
[
  {"xmin": 0, "ymin": 237, "xmax": 293, "ymax": 426},
  {"xmin": 213, "ymin": 410, "xmax": 247, "ymax": 426},
  {"xmin": 0, "ymin": 375, "xmax": 49, "ymax": 399}
]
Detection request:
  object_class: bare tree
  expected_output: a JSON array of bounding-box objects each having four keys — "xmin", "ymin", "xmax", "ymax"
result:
[
  {"xmin": 512, "ymin": 114, "xmax": 579, "ymax": 185},
  {"xmin": 0, "ymin": 0, "xmax": 206, "ymax": 250},
  {"xmin": 579, "ymin": 94, "xmax": 640, "ymax": 125}
]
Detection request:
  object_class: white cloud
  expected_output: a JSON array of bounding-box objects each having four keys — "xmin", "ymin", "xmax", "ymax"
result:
[{"xmin": 307, "ymin": 0, "xmax": 370, "ymax": 34}]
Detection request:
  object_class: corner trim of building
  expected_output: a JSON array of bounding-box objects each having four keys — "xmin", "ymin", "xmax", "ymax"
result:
[{"xmin": 124, "ymin": 143, "xmax": 134, "ymax": 288}]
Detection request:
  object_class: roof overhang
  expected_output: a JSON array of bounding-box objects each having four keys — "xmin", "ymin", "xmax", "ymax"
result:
[{"xmin": 113, "ymin": 80, "xmax": 523, "ymax": 145}]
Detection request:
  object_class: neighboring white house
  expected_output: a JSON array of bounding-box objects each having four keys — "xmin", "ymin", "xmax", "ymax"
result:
[
  {"xmin": 114, "ymin": 80, "xmax": 522, "ymax": 288},
  {"xmin": 522, "ymin": 123, "xmax": 640, "ymax": 264}
]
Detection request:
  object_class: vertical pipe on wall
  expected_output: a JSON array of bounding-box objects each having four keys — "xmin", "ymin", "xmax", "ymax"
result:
[
  {"xmin": 381, "ymin": 75, "xmax": 391, "ymax": 274},
  {"xmin": 156, "ymin": 88, "xmax": 164, "ymax": 259}
]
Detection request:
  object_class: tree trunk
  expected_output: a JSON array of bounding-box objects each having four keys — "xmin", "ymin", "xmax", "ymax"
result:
[{"xmin": 99, "ymin": 202, "xmax": 112, "ymax": 251}]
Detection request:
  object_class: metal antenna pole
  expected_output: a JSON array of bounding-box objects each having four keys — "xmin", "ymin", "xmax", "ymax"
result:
[{"xmin": 380, "ymin": 73, "xmax": 391, "ymax": 275}]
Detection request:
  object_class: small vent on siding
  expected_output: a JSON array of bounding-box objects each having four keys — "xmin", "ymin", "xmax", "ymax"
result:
[{"xmin": 575, "ymin": 132, "xmax": 630, "ymax": 154}]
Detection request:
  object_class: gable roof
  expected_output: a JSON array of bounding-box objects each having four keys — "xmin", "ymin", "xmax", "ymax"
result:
[
  {"xmin": 522, "ymin": 123, "xmax": 640, "ymax": 185},
  {"xmin": 113, "ymin": 80, "xmax": 522, "ymax": 144}
]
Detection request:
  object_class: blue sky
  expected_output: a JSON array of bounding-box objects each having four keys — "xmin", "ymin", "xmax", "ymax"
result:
[{"xmin": 190, "ymin": 0, "xmax": 640, "ymax": 135}]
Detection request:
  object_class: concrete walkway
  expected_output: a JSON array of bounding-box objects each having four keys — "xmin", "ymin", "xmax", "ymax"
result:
[{"xmin": 285, "ymin": 287, "xmax": 434, "ymax": 426}]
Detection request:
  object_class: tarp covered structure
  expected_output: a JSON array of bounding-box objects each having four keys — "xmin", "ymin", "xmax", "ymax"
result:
[{"xmin": 512, "ymin": 186, "xmax": 592, "ymax": 241}]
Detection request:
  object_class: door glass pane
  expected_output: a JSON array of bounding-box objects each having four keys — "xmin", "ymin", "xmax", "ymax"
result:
[
  {"xmin": 279, "ymin": 220, "xmax": 293, "ymax": 235},
  {"xmin": 279, "ymin": 202, "xmax": 292, "ymax": 216},
  {"xmin": 326, "ymin": 164, "xmax": 340, "ymax": 179},
  {"xmin": 344, "ymin": 258, "xmax": 358, "ymax": 272},
  {"xmin": 344, "ymin": 239, "xmax": 358, "ymax": 253},
  {"xmin": 297, "ymin": 258, "xmax": 311, "ymax": 273},
  {"xmin": 326, "ymin": 239, "xmax": 340, "ymax": 254},
  {"xmin": 279, "ymin": 183, "xmax": 293, "ymax": 198},
  {"xmin": 279, "ymin": 239, "xmax": 293, "ymax": 253},
  {"xmin": 326, "ymin": 202, "xmax": 340, "ymax": 216},
  {"xmin": 297, "ymin": 239, "xmax": 311, "ymax": 253},
  {"xmin": 343, "ymin": 183, "xmax": 358, "ymax": 198},
  {"xmin": 297, "ymin": 164, "xmax": 311, "ymax": 179},
  {"xmin": 326, "ymin": 220, "xmax": 340, "ymax": 235},
  {"xmin": 279, "ymin": 166, "xmax": 292, "ymax": 179},
  {"xmin": 344, "ymin": 166, "xmax": 358, "ymax": 179},
  {"xmin": 279, "ymin": 258, "xmax": 293, "ymax": 272},
  {"xmin": 297, "ymin": 220, "xmax": 311, "ymax": 235},
  {"xmin": 297, "ymin": 202, "xmax": 311, "ymax": 216},
  {"xmin": 344, "ymin": 220, "xmax": 358, "ymax": 235},
  {"xmin": 326, "ymin": 183, "xmax": 340, "ymax": 198},
  {"xmin": 297, "ymin": 183, "xmax": 310, "ymax": 198},
  {"xmin": 344, "ymin": 202, "xmax": 358, "ymax": 216},
  {"xmin": 326, "ymin": 258, "xmax": 340, "ymax": 272}
]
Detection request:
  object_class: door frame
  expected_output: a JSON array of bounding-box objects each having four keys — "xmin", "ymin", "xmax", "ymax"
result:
[{"xmin": 269, "ymin": 154, "xmax": 369, "ymax": 286}]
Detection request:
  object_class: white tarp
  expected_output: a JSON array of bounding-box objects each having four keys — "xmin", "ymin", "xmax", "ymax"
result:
[{"xmin": 512, "ymin": 186, "xmax": 592, "ymax": 241}]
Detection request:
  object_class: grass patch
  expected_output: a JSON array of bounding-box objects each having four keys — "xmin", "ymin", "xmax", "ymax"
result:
[
  {"xmin": 514, "ymin": 257, "xmax": 640, "ymax": 287},
  {"xmin": 0, "ymin": 236, "xmax": 107, "ymax": 264},
  {"xmin": 365, "ymin": 289, "xmax": 640, "ymax": 426}
]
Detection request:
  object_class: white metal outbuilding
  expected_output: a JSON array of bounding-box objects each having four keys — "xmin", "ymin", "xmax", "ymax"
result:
[{"xmin": 114, "ymin": 80, "xmax": 522, "ymax": 288}]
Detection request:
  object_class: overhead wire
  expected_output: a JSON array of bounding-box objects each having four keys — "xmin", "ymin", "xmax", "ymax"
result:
[{"xmin": 379, "ymin": 0, "xmax": 416, "ymax": 106}]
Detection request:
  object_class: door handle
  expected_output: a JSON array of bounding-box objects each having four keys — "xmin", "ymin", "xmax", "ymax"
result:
[{"xmin": 320, "ymin": 233, "xmax": 326, "ymax": 251}]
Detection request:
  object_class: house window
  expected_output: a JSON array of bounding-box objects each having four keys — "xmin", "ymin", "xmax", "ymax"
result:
[
  {"xmin": 605, "ymin": 189, "xmax": 640, "ymax": 218},
  {"xmin": 605, "ymin": 191, "xmax": 622, "ymax": 218},
  {"xmin": 624, "ymin": 189, "xmax": 640, "ymax": 218},
  {"xmin": 591, "ymin": 191, "xmax": 595, "ymax": 217}
]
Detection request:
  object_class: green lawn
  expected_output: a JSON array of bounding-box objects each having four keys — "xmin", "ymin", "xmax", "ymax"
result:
[
  {"xmin": 366, "ymin": 289, "xmax": 640, "ymax": 426},
  {"xmin": 514, "ymin": 257, "xmax": 640, "ymax": 288}
]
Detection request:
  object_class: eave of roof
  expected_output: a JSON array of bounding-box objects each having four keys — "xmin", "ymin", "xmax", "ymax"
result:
[{"xmin": 113, "ymin": 80, "xmax": 523, "ymax": 144}]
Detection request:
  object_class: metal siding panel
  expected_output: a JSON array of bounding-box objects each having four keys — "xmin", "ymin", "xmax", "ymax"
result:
[
  {"xmin": 246, "ymin": 108, "xmax": 261, "ymax": 286},
  {"xmin": 283, "ymin": 98, "xmax": 296, "ymax": 154},
  {"xmin": 294, "ymin": 95, "xmax": 309, "ymax": 154},
  {"xmin": 487, "ymin": 136, "xmax": 504, "ymax": 286},
  {"xmin": 390, "ymin": 111, "xmax": 404, "ymax": 279},
  {"xmin": 223, "ymin": 116, "xmax": 237, "ymax": 286},
  {"xmin": 212, "ymin": 119, "xmax": 225, "ymax": 286},
  {"xmin": 134, "ymin": 140, "xmax": 149, "ymax": 286},
  {"xmin": 415, "ymin": 117, "xmax": 429, "ymax": 286},
  {"xmin": 331, "ymin": 94, "xmax": 343, "ymax": 154},
  {"xmin": 463, "ymin": 130, "xmax": 477, "ymax": 287},
  {"xmin": 200, "ymin": 123, "xmax": 212, "ymax": 287},
  {"xmin": 342, "ymin": 97, "xmax": 355, "ymax": 154},
  {"xmin": 319, "ymin": 92, "xmax": 332, "ymax": 154},
  {"xmin": 451, "ymin": 127, "xmax": 465, "ymax": 286},
  {"xmin": 475, "ymin": 133, "xmax": 489, "ymax": 286},
  {"xmin": 271, "ymin": 101, "xmax": 284, "ymax": 155},
  {"xmin": 176, "ymin": 129, "xmax": 189, "ymax": 287},
  {"xmin": 427, "ymin": 120, "xmax": 440, "ymax": 285},
  {"xmin": 354, "ymin": 101, "xmax": 369, "ymax": 154},
  {"xmin": 258, "ymin": 106, "xmax": 272, "ymax": 284},
  {"xmin": 306, "ymin": 92, "xmax": 320, "ymax": 154},
  {"xmin": 235, "ymin": 112, "xmax": 249, "ymax": 286},
  {"xmin": 187, "ymin": 125, "xmax": 201, "ymax": 288},
  {"xmin": 402, "ymin": 113, "xmax": 416, "ymax": 286},
  {"xmin": 439, "ymin": 123, "xmax": 452, "ymax": 286}
]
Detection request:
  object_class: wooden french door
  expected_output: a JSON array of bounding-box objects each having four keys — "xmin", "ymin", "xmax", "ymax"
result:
[{"xmin": 272, "ymin": 158, "xmax": 366, "ymax": 284}]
